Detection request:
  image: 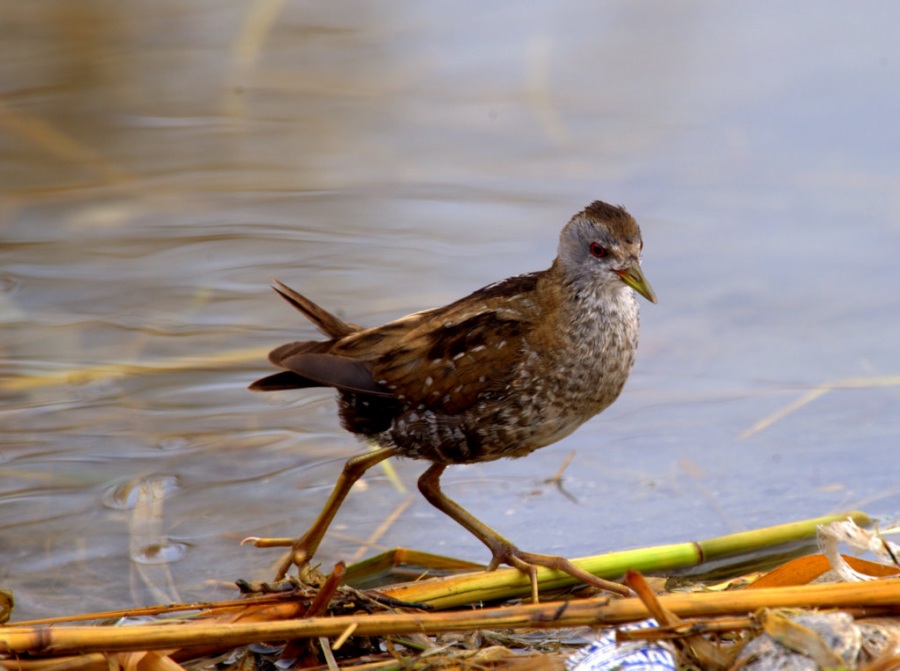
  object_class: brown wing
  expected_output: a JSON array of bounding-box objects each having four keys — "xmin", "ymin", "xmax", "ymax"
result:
[
  {"xmin": 332, "ymin": 273, "xmax": 541, "ymax": 414},
  {"xmin": 251, "ymin": 274, "xmax": 542, "ymax": 414},
  {"xmin": 375, "ymin": 312, "xmax": 528, "ymax": 414}
]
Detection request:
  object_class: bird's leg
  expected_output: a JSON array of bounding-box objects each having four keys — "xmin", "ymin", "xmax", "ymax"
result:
[
  {"xmin": 417, "ymin": 463, "xmax": 631, "ymax": 602},
  {"xmin": 245, "ymin": 446, "xmax": 400, "ymax": 581}
]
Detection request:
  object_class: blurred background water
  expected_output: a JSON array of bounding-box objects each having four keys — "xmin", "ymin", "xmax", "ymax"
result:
[{"xmin": 1, "ymin": 2, "xmax": 898, "ymax": 621}]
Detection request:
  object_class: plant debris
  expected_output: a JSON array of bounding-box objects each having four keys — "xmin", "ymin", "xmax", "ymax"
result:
[{"xmin": 2, "ymin": 514, "xmax": 899, "ymax": 671}]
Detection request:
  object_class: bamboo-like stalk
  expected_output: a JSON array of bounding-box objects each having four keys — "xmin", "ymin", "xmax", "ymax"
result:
[
  {"xmin": 374, "ymin": 510, "xmax": 871, "ymax": 608},
  {"xmin": 2, "ymin": 578, "xmax": 899, "ymax": 656}
]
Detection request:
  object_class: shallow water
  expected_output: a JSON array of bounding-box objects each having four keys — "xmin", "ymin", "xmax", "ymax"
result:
[{"xmin": 2, "ymin": 3, "xmax": 899, "ymax": 620}]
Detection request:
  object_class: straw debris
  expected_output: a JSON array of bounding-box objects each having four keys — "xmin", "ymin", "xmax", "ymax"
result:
[{"xmin": 2, "ymin": 513, "xmax": 899, "ymax": 670}]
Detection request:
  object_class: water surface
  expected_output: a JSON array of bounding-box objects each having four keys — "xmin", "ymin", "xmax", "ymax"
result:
[{"xmin": 2, "ymin": 3, "xmax": 899, "ymax": 620}]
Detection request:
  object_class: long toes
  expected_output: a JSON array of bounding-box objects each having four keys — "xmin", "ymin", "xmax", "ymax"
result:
[
  {"xmin": 484, "ymin": 538, "xmax": 522, "ymax": 572},
  {"xmin": 486, "ymin": 553, "xmax": 506, "ymax": 572},
  {"xmin": 272, "ymin": 540, "xmax": 313, "ymax": 581},
  {"xmin": 274, "ymin": 552, "xmax": 295, "ymax": 581},
  {"xmin": 522, "ymin": 563, "xmax": 540, "ymax": 603},
  {"xmin": 483, "ymin": 541, "xmax": 629, "ymax": 598},
  {"xmin": 518, "ymin": 551, "xmax": 632, "ymax": 597},
  {"xmin": 241, "ymin": 535, "xmax": 295, "ymax": 547}
]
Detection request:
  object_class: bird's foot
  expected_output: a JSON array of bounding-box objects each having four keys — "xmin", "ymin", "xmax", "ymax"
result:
[
  {"xmin": 241, "ymin": 532, "xmax": 317, "ymax": 582},
  {"xmin": 484, "ymin": 538, "xmax": 633, "ymax": 603}
]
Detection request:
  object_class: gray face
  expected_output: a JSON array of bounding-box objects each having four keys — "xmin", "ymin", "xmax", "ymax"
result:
[{"xmin": 556, "ymin": 203, "xmax": 644, "ymax": 292}]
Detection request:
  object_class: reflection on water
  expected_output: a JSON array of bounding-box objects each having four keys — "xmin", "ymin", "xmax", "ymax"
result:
[{"xmin": 2, "ymin": 3, "xmax": 899, "ymax": 620}]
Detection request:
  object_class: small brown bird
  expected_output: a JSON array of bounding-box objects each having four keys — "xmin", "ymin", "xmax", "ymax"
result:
[{"xmin": 247, "ymin": 200, "xmax": 656, "ymax": 599}]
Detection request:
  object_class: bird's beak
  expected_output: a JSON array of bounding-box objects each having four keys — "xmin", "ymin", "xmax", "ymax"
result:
[{"xmin": 615, "ymin": 263, "xmax": 657, "ymax": 304}]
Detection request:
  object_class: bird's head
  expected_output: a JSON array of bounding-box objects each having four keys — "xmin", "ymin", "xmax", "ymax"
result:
[{"xmin": 557, "ymin": 200, "xmax": 657, "ymax": 304}]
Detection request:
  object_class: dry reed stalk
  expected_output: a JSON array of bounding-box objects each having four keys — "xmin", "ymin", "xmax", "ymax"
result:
[
  {"xmin": 3, "ymin": 579, "xmax": 900, "ymax": 657},
  {"xmin": 373, "ymin": 510, "xmax": 871, "ymax": 608}
]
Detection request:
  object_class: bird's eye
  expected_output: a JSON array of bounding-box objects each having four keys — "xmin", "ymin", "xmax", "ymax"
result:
[{"xmin": 590, "ymin": 242, "xmax": 607, "ymax": 258}]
